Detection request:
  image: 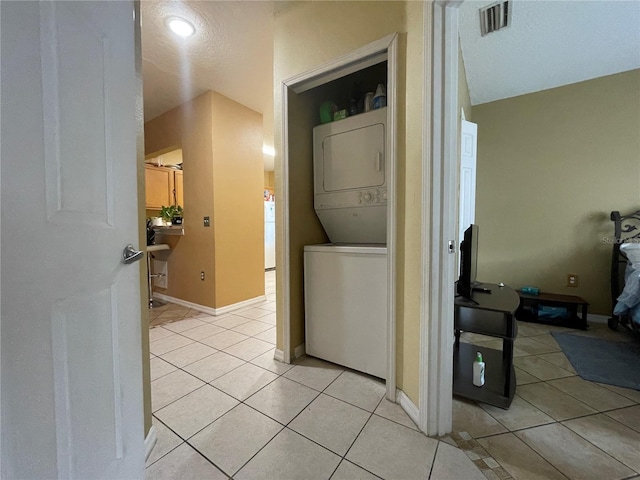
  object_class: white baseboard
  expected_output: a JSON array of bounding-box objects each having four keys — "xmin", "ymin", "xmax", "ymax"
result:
[
  {"xmin": 154, "ymin": 293, "xmax": 267, "ymax": 317},
  {"xmin": 293, "ymin": 343, "xmax": 306, "ymax": 360},
  {"xmin": 396, "ymin": 389, "xmax": 421, "ymax": 430},
  {"xmin": 144, "ymin": 425, "xmax": 157, "ymax": 461},
  {"xmin": 589, "ymin": 314, "xmax": 609, "ymax": 324},
  {"xmin": 274, "ymin": 349, "xmax": 285, "ymax": 363},
  {"xmin": 272, "ymin": 345, "xmax": 304, "ymax": 364}
]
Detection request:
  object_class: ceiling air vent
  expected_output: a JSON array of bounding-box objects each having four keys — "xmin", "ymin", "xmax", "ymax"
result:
[{"xmin": 480, "ymin": 1, "xmax": 511, "ymax": 36}]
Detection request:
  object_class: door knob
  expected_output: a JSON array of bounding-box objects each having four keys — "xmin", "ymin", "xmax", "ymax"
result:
[{"xmin": 122, "ymin": 244, "xmax": 144, "ymax": 264}]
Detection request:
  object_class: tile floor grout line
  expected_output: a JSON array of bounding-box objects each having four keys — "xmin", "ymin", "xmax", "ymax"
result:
[
  {"xmin": 511, "ymin": 427, "xmax": 586, "ymax": 480},
  {"xmin": 486, "ymin": 407, "xmax": 636, "ymax": 479},
  {"xmin": 154, "ymin": 373, "xmax": 293, "ymax": 478},
  {"xmin": 151, "ymin": 298, "xmax": 638, "ymax": 479},
  {"xmin": 182, "ymin": 435, "xmax": 237, "ymax": 478},
  {"xmin": 427, "ymin": 440, "xmax": 441, "ymax": 480},
  {"xmin": 146, "ymin": 417, "xmax": 185, "ymax": 469},
  {"xmin": 543, "ymin": 382, "xmax": 636, "ymax": 413},
  {"xmin": 223, "ymin": 424, "xmax": 286, "ymax": 478},
  {"xmin": 559, "ymin": 419, "xmax": 640, "ymax": 475},
  {"xmin": 602, "ymin": 410, "xmax": 640, "ymax": 435},
  {"xmin": 319, "ymin": 390, "xmax": 384, "ymax": 416},
  {"xmin": 204, "ymin": 367, "xmax": 280, "ymax": 403},
  {"xmin": 477, "ymin": 392, "xmax": 550, "ymax": 431},
  {"xmin": 152, "ymin": 358, "xmax": 255, "ymax": 413},
  {"xmin": 155, "ymin": 350, "xmax": 219, "ymax": 372},
  {"xmin": 338, "ymin": 395, "xmax": 384, "ymax": 466},
  {"xmin": 448, "ymin": 431, "xmax": 513, "ymax": 480},
  {"xmin": 518, "ymin": 378, "xmax": 601, "ymax": 415},
  {"xmin": 151, "ymin": 380, "xmax": 210, "ymax": 415},
  {"xmin": 597, "ymin": 384, "xmax": 640, "ymax": 403},
  {"xmin": 212, "ymin": 359, "xmax": 392, "ymax": 478},
  {"xmin": 182, "ymin": 402, "xmax": 278, "ymax": 479},
  {"xmin": 152, "ymin": 314, "xmax": 419, "ymax": 460}
]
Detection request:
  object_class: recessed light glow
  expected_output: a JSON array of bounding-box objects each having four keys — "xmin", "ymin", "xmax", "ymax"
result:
[
  {"xmin": 167, "ymin": 17, "xmax": 195, "ymax": 37},
  {"xmin": 262, "ymin": 145, "xmax": 275, "ymax": 156}
]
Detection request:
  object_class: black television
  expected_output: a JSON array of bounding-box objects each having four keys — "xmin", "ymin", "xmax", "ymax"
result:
[{"xmin": 457, "ymin": 224, "xmax": 479, "ymax": 300}]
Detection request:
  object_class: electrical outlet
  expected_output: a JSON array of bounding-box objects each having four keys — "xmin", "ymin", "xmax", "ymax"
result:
[
  {"xmin": 203, "ymin": 216, "xmax": 210, "ymax": 227},
  {"xmin": 567, "ymin": 274, "xmax": 578, "ymax": 287},
  {"xmin": 200, "ymin": 271, "xmax": 205, "ymax": 281}
]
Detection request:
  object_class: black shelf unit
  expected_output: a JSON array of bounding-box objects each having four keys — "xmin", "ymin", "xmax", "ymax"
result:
[{"xmin": 454, "ymin": 283, "xmax": 520, "ymax": 409}]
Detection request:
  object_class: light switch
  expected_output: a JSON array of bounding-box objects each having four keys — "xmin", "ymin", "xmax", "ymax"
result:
[{"xmin": 204, "ymin": 216, "xmax": 210, "ymax": 227}]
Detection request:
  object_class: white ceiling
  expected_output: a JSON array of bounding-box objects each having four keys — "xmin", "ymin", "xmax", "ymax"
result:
[
  {"xmin": 140, "ymin": 1, "xmax": 640, "ymax": 150},
  {"xmin": 459, "ymin": 0, "xmax": 640, "ymax": 106},
  {"xmin": 141, "ymin": 1, "xmax": 274, "ymax": 122}
]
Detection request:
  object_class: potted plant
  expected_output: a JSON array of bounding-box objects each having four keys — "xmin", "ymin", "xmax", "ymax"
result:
[{"xmin": 160, "ymin": 205, "xmax": 183, "ymax": 225}]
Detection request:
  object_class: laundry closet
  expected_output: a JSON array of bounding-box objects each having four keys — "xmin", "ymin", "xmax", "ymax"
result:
[{"xmin": 301, "ymin": 61, "xmax": 390, "ymax": 380}]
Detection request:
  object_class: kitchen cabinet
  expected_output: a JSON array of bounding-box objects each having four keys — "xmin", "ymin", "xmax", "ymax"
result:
[{"xmin": 145, "ymin": 164, "xmax": 183, "ymax": 209}]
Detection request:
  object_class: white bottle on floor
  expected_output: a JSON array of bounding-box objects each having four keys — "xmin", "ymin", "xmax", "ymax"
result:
[{"xmin": 473, "ymin": 352, "xmax": 485, "ymax": 387}]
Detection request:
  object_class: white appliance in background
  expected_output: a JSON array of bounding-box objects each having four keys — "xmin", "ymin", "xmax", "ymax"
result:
[
  {"xmin": 264, "ymin": 200, "xmax": 275, "ymax": 269},
  {"xmin": 304, "ymin": 244, "xmax": 387, "ymax": 379},
  {"xmin": 313, "ymin": 107, "xmax": 387, "ymax": 244}
]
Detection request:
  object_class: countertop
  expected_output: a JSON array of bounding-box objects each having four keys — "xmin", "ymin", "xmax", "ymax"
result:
[{"xmin": 147, "ymin": 244, "xmax": 170, "ymax": 252}]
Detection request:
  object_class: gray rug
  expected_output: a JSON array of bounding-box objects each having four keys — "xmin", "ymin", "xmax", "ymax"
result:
[{"xmin": 551, "ymin": 332, "xmax": 640, "ymax": 391}]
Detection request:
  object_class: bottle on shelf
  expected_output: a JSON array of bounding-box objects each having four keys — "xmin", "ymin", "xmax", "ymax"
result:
[
  {"xmin": 473, "ymin": 351, "xmax": 485, "ymax": 387},
  {"xmin": 348, "ymin": 98, "xmax": 358, "ymax": 116},
  {"xmin": 364, "ymin": 92, "xmax": 374, "ymax": 112},
  {"xmin": 373, "ymin": 83, "xmax": 387, "ymax": 109}
]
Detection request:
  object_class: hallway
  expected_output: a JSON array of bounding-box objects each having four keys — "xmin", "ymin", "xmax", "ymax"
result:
[{"xmin": 145, "ymin": 270, "xmax": 485, "ymax": 479}]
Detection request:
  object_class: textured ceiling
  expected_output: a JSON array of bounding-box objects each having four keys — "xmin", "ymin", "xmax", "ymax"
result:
[
  {"xmin": 140, "ymin": 0, "xmax": 640, "ymax": 162},
  {"xmin": 459, "ymin": 0, "xmax": 640, "ymax": 106},
  {"xmin": 141, "ymin": 1, "xmax": 274, "ymax": 122}
]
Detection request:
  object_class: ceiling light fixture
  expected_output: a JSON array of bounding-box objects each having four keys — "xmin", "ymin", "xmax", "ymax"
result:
[{"xmin": 167, "ymin": 17, "xmax": 195, "ymax": 38}]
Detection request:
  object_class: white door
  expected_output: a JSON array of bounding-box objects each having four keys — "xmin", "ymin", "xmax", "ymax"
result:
[
  {"xmin": 321, "ymin": 115, "xmax": 386, "ymax": 192},
  {"xmin": 1, "ymin": 1, "xmax": 144, "ymax": 478},
  {"xmin": 458, "ymin": 120, "xmax": 478, "ymax": 247}
]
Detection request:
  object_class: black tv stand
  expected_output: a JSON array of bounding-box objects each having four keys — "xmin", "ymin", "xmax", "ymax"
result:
[
  {"xmin": 453, "ymin": 282, "xmax": 519, "ymax": 409},
  {"xmin": 472, "ymin": 286, "xmax": 492, "ymax": 294},
  {"xmin": 455, "ymin": 293, "xmax": 479, "ymax": 305}
]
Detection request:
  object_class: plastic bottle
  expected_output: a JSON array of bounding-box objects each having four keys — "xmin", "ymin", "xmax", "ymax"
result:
[
  {"xmin": 348, "ymin": 98, "xmax": 358, "ymax": 116},
  {"xmin": 364, "ymin": 92, "xmax": 374, "ymax": 112},
  {"xmin": 473, "ymin": 352, "xmax": 485, "ymax": 387},
  {"xmin": 373, "ymin": 83, "xmax": 387, "ymax": 109}
]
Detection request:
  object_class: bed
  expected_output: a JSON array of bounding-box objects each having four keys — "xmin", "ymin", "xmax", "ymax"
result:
[{"xmin": 609, "ymin": 209, "xmax": 640, "ymax": 332}]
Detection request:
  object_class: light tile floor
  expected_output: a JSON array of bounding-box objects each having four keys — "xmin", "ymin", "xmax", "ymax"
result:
[
  {"xmin": 145, "ymin": 271, "xmax": 486, "ymax": 480},
  {"xmin": 147, "ymin": 273, "xmax": 640, "ymax": 480},
  {"xmin": 451, "ymin": 320, "xmax": 640, "ymax": 480}
]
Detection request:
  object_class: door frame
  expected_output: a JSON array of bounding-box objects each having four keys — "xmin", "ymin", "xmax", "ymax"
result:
[
  {"xmin": 280, "ymin": 33, "xmax": 399, "ymax": 400},
  {"xmin": 420, "ymin": 0, "xmax": 463, "ymax": 435}
]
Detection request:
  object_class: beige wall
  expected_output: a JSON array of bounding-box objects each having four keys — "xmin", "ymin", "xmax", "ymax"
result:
[
  {"xmin": 273, "ymin": 1, "xmax": 427, "ymax": 404},
  {"xmin": 145, "ymin": 92, "xmax": 217, "ymax": 307},
  {"xmin": 211, "ymin": 92, "xmax": 265, "ymax": 306},
  {"xmin": 145, "ymin": 91, "xmax": 264, "ymax": 309},
  {"xmin": 473, "ymin": 69, "xmax": 640, "ymax": 314},
  {"xmin": 264, "ymin": 171, "xmax": 275, "ymax": 189}
]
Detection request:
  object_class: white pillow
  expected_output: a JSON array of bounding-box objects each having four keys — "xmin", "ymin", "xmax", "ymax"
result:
[{"xmin": 621, "ymin": 242, "xmax": 640, "ymax": 267}]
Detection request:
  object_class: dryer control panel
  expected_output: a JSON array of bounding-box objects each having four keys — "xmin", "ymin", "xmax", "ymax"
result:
[
  {"xmin": 358, "ymin": 188, "xmax": 387, "ymax": 205},
  {"xmin": 315, "ymin": 188, "xmax": 387, "ymax": 209}
]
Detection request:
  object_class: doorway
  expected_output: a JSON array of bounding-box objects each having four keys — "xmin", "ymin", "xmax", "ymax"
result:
[{"xmin": 280, "ymin": 34, "xmax": 399, "ymax": 400}]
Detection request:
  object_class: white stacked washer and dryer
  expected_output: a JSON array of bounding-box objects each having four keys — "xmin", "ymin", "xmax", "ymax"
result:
[{"xmin": 304, "ymin": 107, "xmax": 388, "ymax": 380}]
